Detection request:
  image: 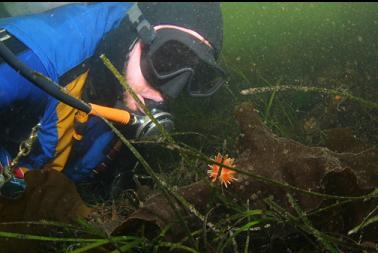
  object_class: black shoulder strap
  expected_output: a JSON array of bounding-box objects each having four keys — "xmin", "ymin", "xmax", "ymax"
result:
[
  {"xmin": 0, "ymin": 29, "xmax": 28, "ymax": 64},
  {"xmin": 58, "ymin": 58, "xmax": 91, "ymax": 86}
]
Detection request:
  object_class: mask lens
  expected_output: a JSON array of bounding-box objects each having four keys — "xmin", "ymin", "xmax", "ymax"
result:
[
  {"xmin": 189, "ymin": 61, "xmax": 226, "ymax": 96},
  {"xmin": 146, "ymin": 38, "xmax": 227, "ymax": 97},
  {"xmin": 150, "ymin": 41, "xmax": 199, "ymax": 75}
]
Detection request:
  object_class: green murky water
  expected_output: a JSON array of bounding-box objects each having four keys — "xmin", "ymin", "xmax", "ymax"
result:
[
  {"xmin": 222, "ymin": 3, "xmax": 378, "ymax": 85},
  {"xmin": 0, "ymin": 3, "xmax": 377, "ymax": 253}
]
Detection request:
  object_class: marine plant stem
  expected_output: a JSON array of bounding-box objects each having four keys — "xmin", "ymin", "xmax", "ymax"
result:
[
  {"xmin": 243, "ymin": 199, "xmax": 251, "ymax": 253},
  {"xmin": 287, "ymin": 193, "xmax": 340, "ymax": 253},
  {"xmin": 99, "ymin": 55, "xmax": 220, "ymax": 236},
  {"xmin": 240, "ymin": 85, "xmax": 378, "ymax": 110},
  {"xmin": 265, "ymin": 196, "xmax": 376, "ymax": 252},
  {"xmin": 0, "ymin": 231, "xmax": 135, "ymax": 243}
]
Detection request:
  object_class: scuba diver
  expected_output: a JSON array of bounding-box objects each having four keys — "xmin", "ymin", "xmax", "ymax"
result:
[{"xmin": 0, "ymin": 2, "xmax": 225, "ymax": 199}]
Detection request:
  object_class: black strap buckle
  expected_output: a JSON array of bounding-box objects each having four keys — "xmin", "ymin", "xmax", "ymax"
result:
[
  {"xmin": 127, "ymin": 4, "xmax": 156, "ymax": 45},
  {"xmin": 0, "ymin": 29, "xmax": 12, "ymax": 42},
  {"xmin": 0, "ymin": 29, "xmax": 28, "ymax": 64}
]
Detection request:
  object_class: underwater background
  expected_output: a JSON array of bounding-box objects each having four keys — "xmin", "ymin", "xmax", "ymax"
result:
[
  {"xmin": 172, "ymin": 2, "xmax": 378, "ymax": 154},
  {"xmin": 223, "ymin": 2, "xmax": 378, "ymax": 85},
  {"xmin": 0, "ymin": 3, "xmax": 377, "ymax": 253}
]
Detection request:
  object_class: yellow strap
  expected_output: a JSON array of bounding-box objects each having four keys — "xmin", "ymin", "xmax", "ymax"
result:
[{"xmin": 44, "ymin": 71, "xmax": 89, "ymax": 171}]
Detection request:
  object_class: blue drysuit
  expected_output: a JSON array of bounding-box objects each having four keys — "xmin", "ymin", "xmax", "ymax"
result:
[{"xmin": 0, "ymin": 2, "xmax": 133, "ymax": 182}]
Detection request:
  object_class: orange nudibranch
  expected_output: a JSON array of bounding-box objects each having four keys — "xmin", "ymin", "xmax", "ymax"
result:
[{"xmin": 207, "ymin": 153, "xmax": 237, "ymax": 188}]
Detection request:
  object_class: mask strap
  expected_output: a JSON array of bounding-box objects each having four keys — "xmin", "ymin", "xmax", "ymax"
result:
[{"xmin": 128, "ymin": 4, "xmax": 156, "ymax": 45}]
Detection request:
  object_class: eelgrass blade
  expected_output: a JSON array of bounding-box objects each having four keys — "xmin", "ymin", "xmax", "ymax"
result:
[{"xmin": 70, "ymin": 240, "xmax": 110, "ymax": 253}]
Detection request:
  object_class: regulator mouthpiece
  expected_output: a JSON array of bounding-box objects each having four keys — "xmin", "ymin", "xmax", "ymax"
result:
[{"xmin": 132, "ymin": 108, "xmax": 174, "ymax": 139}]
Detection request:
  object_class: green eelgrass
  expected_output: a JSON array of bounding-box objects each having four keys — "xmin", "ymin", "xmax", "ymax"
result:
[
  {"xmin": 215, "ymin": 210, "xmax": 268, "ymax": 253},
  {"xmin": 221, "ymin": 56, "xmax": 301, "ymax": 139},
  {"xmin": 257, "ymin": 75, "xmax": 297, "ymax": 130},
  {"xmin": 265, "ymin": 195, "xmax": 378, "ymax": 253},
  {"xmin": 1, "ymin": 56, "xmax": 376, "ymax": 252},
  {"xmin": 0, "ymin": 230, "xmax": 139, "ymax": 246},
  {"xmin": 98, "ymin": 55, "xmax": 377, "ymax": 252},
  {"xmin": 286, "ymin": 193, "xmax": 340, "ymax": 253},
  {"xmin": 0, "ymin": 230, "xmax": 199, "ymax": 253},
  {"xmin": 348, "ymin": 204, "xmax": 378, "ymax": 235}
]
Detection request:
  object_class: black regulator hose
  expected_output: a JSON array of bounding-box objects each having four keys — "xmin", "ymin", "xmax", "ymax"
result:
[{"xmin": 0, "ymin": 40, "xmax": 92, "ymax": 114}]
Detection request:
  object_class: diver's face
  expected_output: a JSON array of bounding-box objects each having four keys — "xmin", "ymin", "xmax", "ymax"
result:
[
  {"xmin": 123, "ymin": 40, "xmax": 164, "ymax": 113},
  {"xmin": 123, "ymin": 25, "xmax": 212, "ymax": 113}
]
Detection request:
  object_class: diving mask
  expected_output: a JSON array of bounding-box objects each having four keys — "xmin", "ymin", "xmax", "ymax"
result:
[
  {"xmin": 140, "ymin": 28, "xmax": 227, "ymax": 98},
  {"xmin": 128, "ymin": 4, "xmax": 227, "ymax": 99}
]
